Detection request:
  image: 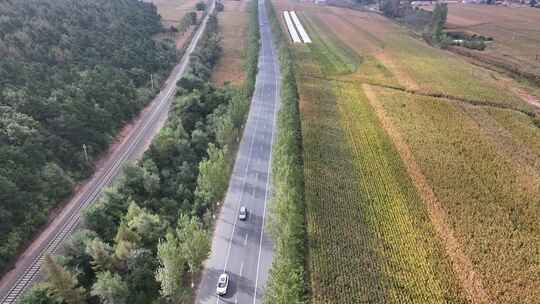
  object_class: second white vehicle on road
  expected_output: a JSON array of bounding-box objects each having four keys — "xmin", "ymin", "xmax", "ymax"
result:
[
  {"xmin": 239, "ymin": 206, "xmax": 248, "ymax": 221},
  {"xmin": 216, "ymin": 273, "xmax": 229, "ymax": 296}
]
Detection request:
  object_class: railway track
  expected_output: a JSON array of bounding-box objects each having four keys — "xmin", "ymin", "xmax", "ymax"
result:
[{"xmin": 0, "ymin": 2, "xmax": 215, "ymax": 302}]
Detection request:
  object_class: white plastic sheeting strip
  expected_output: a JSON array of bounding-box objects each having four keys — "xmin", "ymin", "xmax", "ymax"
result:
[
  {"xmin": 290, "ymin": 11, "xmax": 311, "ymax": 43},
  {"xmin": 283, "ymin": 11, "xmax": 301, "ymax": 43}
]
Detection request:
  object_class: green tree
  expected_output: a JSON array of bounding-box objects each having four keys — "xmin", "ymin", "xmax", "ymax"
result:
[
  {"xmin": 62, "ymin": 229, "xmax": 98, "ymax": 287},
  {"xmin": 176, "ymin": 215, "xmax": 210, "ymax": 287},
  {"xmin": 193, "ymin": 144, "xmax": 229, "ymax": 216},
  {"xmin": 381, "ymin": 0, "xmax": 401, "ymax": 17},
  {"xmin": 86, "ymin": 238, "xmax": 115, "ymax": 272},
  {"xmin": 126, "ymin": 249, "xmax": 160, "ymax": 304},
  {"xmin": 216, "ymin": 2, "xmax": 224, "ymax": 12},
  {"xmin": 228, "ymin": 92, "xmax": 249, "ymax": 130},
  {"xmin": 91, "ymin": 271, "xmax": 129, "ymax": 304},
  {"xmin": 124, "ymin": 202, "xmax": 167, "ymax": 250},
  {"xmin": 195, "ymin": 1, "xmax": 207, "ymax": 11},
  {"xmin": 264, "ymin": 252, "xmax": 304, "ymax": 304},
  {"xmin": 214, "ymin": 114, "xmax": 236, "ymax": 149},
  {"xmin": 431, "ymin": 3, "xmax": 448, "ymax": 43},
  {"xmin": 42, "ymin": 255, "xmax": 86, "ymax": 304},
  {"xmin": 19, "ymin": 284, "xmax": 60, "ymax": 304},
  {"xmin": 155, "ymin": 233, "xmax": 189, "ymax": 302},
  {"xmin": 114, "ymin": 223, "xmax": 140, "ymax": 263},
  {"xmin": 141, "ymin": 159, "xmax": 161, "ymax": 195},
  {"xmin": 82, "ymin": 187, "xmax": 131, "ymax": 242},
  {"xmin": 41, "ymin": 162, "xmax": 74, "ymax": 202}
]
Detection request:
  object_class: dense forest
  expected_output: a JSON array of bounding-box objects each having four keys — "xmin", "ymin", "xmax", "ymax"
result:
[
  {"xmin": 0, "ymin": 0, "xmax": 177, "ymax": 273},
  {"xmin": 19, "ymin": 3, "xmax": 261, "ymax": 302}
]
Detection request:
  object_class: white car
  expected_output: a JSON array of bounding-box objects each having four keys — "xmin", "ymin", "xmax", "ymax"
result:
[
  {"xmin": 216, "ymin": 273, "xmax": 229, "ymax": 296},
  {"xmin": 238, "ymin": 206, "xmax": 248, "ymax": 221}
]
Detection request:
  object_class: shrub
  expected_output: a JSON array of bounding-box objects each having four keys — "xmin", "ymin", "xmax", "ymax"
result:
[
  {"xmin": 216, "ymin": 2, "xmax": 224, "ymax": 12},
  {"xmin": 196, "ymin": 1, "xmax": 207, "ymax": 11},
  {"xmin": 463, "ymin": 40, "xmax": 486, "ymax": 50}
]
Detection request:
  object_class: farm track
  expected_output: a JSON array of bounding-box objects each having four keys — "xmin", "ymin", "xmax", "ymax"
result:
[{"xmin": 0, "ymin": 2, "xmax": 215, "ymax": 302}]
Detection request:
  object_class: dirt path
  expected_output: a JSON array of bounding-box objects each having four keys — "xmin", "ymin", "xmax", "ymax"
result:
[{"xmin": 362, "ymin": 83, "xmax": 492, "ymax": 304}]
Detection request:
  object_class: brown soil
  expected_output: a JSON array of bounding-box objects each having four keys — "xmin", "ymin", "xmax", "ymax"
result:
[
  {"xmin": 211, "ymin": 0, "xmax": 249, "ymax": 86},
  {"xmin": 152, "ymin": 0, "xmax": 201, "ymax": 22},
  {"xmin": 363, "ymin": 83, "xmax": 492, "ymax": 304}
]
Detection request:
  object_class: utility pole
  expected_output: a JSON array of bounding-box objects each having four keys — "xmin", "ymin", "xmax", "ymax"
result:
[
  {"xmin": 82, "ymin": 144, "xmax": 89, "ymax": 162},
  {"xmin": 150, "ymin": 73, "xmax": 154, "ymax": 90}
]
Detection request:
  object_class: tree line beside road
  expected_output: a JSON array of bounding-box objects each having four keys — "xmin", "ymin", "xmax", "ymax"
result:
[{"xmin": 264, "ymin": 1, "xmax": 307, "ymax": 303}]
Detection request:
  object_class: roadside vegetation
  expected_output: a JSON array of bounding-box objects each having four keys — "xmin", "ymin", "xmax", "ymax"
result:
[
  {"xmin": 0, "ymin": 0, "xmax": 177, "ymax": 276},
  {"xmin": 271, "ymin": 1, "xmax": 540, "ymax": 302},
  {"xmin": 264, "ymin": 1, "xmax": 306, "ymax": 304},
  {"xmin": 20, "ymin": 4, "xmax": 261, "ymax": 303}
]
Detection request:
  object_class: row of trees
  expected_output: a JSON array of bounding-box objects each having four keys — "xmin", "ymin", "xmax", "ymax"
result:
[
  {"xmin": 0, "ymin": 0, "xmax": 177, "ymax": 274},
  {"xmin": 21, "ymin": 3, "xmax": 262, "ymax": 302},
  {"xmin": 431, "ymin": 3, "xmax": 448, "ymax": 44},
  {"xmin": 379, "ymin": 0, "xmax": 449, "ymax": 46},
  {"xmin": 264, "ymin": 1, "xmax": 307, "ymax": 304}
]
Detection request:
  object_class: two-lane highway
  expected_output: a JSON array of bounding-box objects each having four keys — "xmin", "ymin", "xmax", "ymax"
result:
[
  {"xmin": 195, "ymin": 0, "xmax": 280, "ymax": 303},
  {"xmin": 0, "ymin": 2, "xmax": 215, "ymax": 303}
]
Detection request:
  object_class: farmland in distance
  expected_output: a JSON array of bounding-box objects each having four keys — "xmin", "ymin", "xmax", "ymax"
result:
[
  {"xmin": 426, "ymin": 3, "xmax": 540, "ymax": 94},
  {"xmin": 271, "ymin": 0, "xmax": 540, "ymax": 303}
]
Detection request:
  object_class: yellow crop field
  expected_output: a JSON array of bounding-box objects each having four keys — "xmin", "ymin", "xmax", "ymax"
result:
[{"xmin": 272, "ymin": 0, "xmax": 540, "ymax": 303}]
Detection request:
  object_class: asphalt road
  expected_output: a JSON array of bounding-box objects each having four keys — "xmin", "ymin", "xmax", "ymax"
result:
[
  {"xmin": 0, "ymin": 2, "xmax": 215, "ymax": 303},
  {"xmin": 195, "ymin": 0, "xmax": 280, "ymax": 303}
]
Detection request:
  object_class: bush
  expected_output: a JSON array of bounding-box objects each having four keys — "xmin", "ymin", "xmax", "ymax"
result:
[
  {"xmin": 177, "ymin": 11, "xmax": 197, "ymax": 34},
  {"xmin": 463, "ymin": 40, "xmax": 486, "ymax": 50},
  {"xmin": 244, "ymin": 0, "xmax": 261, "ymax": 97},
  {"xmin": 216, "ymin": 2, "xmax": 224, "ymax": 12},
  {"xmin": 196, "ymin": 1, "xmax": 207, "ymax": 11}
]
